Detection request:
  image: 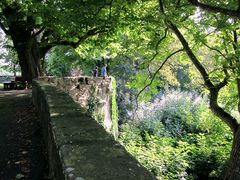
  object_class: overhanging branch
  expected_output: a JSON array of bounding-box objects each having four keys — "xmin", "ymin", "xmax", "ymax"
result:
[
  {"xmin": 168, "ymin": 21, "xmax": 215, "ymax": 89},
  {"xmin": 188, "ymin": 0, "xmax": 240, "ymax": 18},
  {"xmin": 201, "ymin": 42, "xmax": 230, "ymax": 89},
  {"xmin": 168, "ymin": 20, "xmax": 239, "ymax": 133},
  {"xmin": 134, "ymin": 48, "xmax": 184, "ymax": 118},
  {"xmin": 202, "ymin": 41, "xmax": 228, "ymax": 60},
  {"xmin": 147, "ymin": 28, "xmax": 168, "ymax": 76},
  {"xmin": 49, "ymin": 26, "xmax": 109, "ymax": 48}
]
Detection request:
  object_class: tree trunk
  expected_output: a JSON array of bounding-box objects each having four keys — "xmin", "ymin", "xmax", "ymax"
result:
[
  {"xmin": 227, "ymin": 63, "xmax": 240, "ymax": 180},
  {"xmin": 13, "ymin": 38, "xmax": 42, "ymax": 82},
  {"xmin": 225, "ymin": 127, "xmax": 240, "ymax": 180},
  {"xmin": 8, "ymin": 25, "xmax": 42, "ymax": 81},
  {"xmin": 168, "ymin": 21, "xmax": 240, "ymax": 179}
]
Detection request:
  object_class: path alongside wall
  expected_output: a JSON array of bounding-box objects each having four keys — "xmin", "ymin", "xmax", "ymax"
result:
[
  {"xmin": 0, "ymin": 90, "xmax": 47, "ymax": 179},
  {"xmin": 32, "ymin": 79, "xmax": 155, "ymax": 180}
]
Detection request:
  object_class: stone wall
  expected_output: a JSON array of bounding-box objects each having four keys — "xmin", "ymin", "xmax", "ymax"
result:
[
  {"xmin": 32, "ymin": 79, "xmax": 155, "ymax": 180},
  {"xmin": 37, "ymin": 76, "xmax": 117, "ymax": 138}
]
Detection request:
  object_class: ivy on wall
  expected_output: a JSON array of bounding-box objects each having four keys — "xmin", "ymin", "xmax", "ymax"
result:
[
  {"xmin": 86, "ymin": 77, "xmax": 119, "ymax": 140},
  {"xmin": 111, "ymin": 77, "xmax": 119, "ymax": 140}
]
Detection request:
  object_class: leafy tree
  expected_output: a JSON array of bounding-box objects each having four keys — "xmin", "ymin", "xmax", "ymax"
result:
[
  {"xmin": 1, "ymin": 0, "xmax": 240, "ymax": 179},
  {"xmin": 97, "ymin": 0, "xmax": 240, "ymax": 178},
  {"xmin": 50, "ymin": 1, "xmax": 240, "ymax": 178},
  {"xmin": 134, "ymin": 0, "xmax": 240, "ymax": 178},
  {"xmin": 0, "ymin": 0, "xmax": 126, "ymax": 81},
  {"xmin": 46, "ymin": 45, "xmax": 79, "ymax": 77}
]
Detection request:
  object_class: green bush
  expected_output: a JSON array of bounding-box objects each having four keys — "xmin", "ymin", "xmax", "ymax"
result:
[{"xmin": 119, "ymin": 90, "xmax": 232, "ymax": 179}]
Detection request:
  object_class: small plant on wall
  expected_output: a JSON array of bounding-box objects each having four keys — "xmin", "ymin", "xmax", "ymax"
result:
[
  {"xmin": 87, "ymin": 96, "xmax": 100, "ymax": 113},
  {"xmin": 87, "ymin": 95, "xmax": 105, "ymax": 127}
]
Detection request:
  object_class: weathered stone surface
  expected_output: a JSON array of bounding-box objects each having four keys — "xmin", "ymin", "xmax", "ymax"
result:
[
  {"xmin": 32, "ymin": 80, "xmax": 156, "ymax": 180},
  {"xmin": 61, "ymin": 144, "xmax": 153, "ymax": 180},
  {"xmin": 38, "ymin": 76, "xmax": 115, "ymax": 136}
]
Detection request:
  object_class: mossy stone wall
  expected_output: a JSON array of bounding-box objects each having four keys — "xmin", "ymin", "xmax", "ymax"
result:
[{"xmin": 38, "ymin": 76, "xmax": 117, "ymax": 137}]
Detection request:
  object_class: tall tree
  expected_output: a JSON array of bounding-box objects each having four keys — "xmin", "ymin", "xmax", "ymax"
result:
[
  {"xmin": 0, "ymin": 0, "xmax": 124, "ymax": 81},
  {"xmin": 61, "ymin": 3, "xmax": 240, "ymax": 178},
  {"xmin": 155, "ymin": 0, "xmax": 240, "ymax": 179},
  {"xmin": 101, "ymin": 0, "xmax": 240, "ymax": 178}
]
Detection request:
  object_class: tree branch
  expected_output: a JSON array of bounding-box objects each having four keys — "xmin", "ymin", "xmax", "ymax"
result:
[
  {"xmin": 202, "ymin": 40, "xmax": 233, "ymax": 87},
  {"xmin": 33, "ymin": 27, "xmax": 45, "ymax": 37},
  {"xmin": 134, "ymin": 48, "xmax": 184, "ymax": 117},
  {"xmin": 232, "ymin": 29, "xmax": 240, "ymax": 114},
  {"xmin": 158, "ymin": 0, "xmax": 165, "ymax": 14},
  {"xmin": 209, "ymin": 87, "xmax": 239, "ymax": 134},
  {"xmin": 237, "ymin": 79, "xmax": 240, "ymax": 113},
  {"xmin": 232, "ymin": 30, "xmax": 240, "ymax": 65},
  {"xmin": 216, "ymin": 66, "xmax": 230, "ymax": 90},
  {"xmin": 108, "ymin": 0, "xmax": 114, "ymax": 20},
  {"xmin": 168, "ymin": 20, "xmax": 239, "ymax": 133},
  {"xmin": 188, "ymin": 0, "xmax": 240, "ymax": 18},
  {"xmin": 202, "ymin": 41, "xmax": 228, "ymax": 60},
  {"xmin": 168, "ymin": 21, "xmax": 215, "ymax": 90},
  {"xmin": 49, "ymin": 26, "xmax": 109, "ymax": 48},
  {"xmin": 147, "ymin": 28, "xmax": 168, "ymax": 76}
]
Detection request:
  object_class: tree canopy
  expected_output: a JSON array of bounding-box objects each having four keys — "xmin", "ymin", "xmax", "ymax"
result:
[
  {"xmin": 0, "ymin": 0, "xmax": 127, "ymax": 80},
  {"xmin": 1, "ymin": 0, "xmax": 240, "ymax": 179},
  {"xmin": 73, "ymin": 1, "xmax": 240, "ymax": 178}
]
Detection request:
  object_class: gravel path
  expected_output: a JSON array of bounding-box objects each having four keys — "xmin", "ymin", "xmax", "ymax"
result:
[{"xmin": 0, "ymin": 89, "xmax": 48, "ymax": 180}]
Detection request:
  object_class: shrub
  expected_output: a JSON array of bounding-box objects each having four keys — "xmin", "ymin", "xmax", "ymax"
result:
[
  {"xmin": 120, "ymin": 90, "xmax": 232, "ymax": 179},
  {"xmin": 136, "ymin": 90, "xmax": 226, "ymax": 137}
]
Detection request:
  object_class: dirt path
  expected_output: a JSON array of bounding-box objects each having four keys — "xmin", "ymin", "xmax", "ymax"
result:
[{"xmin": 0, "ymin": 90, "xmax": 47, "ymax": 180}]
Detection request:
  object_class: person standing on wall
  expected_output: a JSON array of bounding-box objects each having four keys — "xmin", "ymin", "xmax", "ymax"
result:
[
  {"xmin": 93, "ymin": 66, "xmax": 99, "ymax": 77},
  {"xmin": 101, "ymin": 64, "xmax": 107, "ymax": 79}
]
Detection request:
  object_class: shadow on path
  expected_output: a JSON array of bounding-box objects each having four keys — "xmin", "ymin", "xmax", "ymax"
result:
[{"xmin": 0, "ymin": 89, "xmax": 48, "ymax": 180}]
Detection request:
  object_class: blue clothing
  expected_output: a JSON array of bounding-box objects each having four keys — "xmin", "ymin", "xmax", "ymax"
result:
[{"xmin": 101, "ymin": 67, "xmax": 107, "ymax": 77}]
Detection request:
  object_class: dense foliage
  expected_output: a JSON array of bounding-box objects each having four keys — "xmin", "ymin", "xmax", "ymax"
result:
[
  {"xmin": 1, "ymin": 0, "xmax": 240, "ymax": 178},
  {"xmin": 0, "ymin": 0, "xmax": 129, "ymax": 80},
  {"xmin": 120, "ymin": 90, "xmax": 232, "ymax": 179},
  {"xmin": 46, "ymin": 45, "xmax": 80, "ymax": 76}
]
